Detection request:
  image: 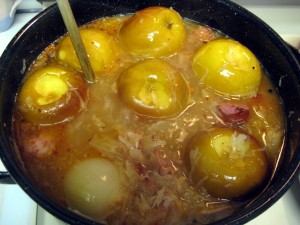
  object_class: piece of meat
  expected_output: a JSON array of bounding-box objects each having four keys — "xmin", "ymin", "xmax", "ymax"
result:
[
  {"xmin": 22, "ymin": 132, "xmax": 56, "ymax": 158},
  {"xmin": 217, "ymin": 102, "xmax": 250, "ymax": 125},
  {"xmin": 155, "ymin": 150, "xmax": 176, "ymax": 175},
  {"xmin": 193, "ymin": 25, "xmax": 216, "ymax": 42}
]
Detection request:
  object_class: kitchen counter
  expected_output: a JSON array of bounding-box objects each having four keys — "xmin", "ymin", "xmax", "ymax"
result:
[{"xmin": 1, "ymin": 5, "xmax": 300, "ymax": 225}]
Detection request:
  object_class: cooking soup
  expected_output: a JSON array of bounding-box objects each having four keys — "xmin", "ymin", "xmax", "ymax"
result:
[{"xmin": 13, "ymin": 6, "xmax": 285, "ymax": 225}]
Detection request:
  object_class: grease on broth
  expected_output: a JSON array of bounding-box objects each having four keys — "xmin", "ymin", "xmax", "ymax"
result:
[{"xmin": 13, "ymin": 6, "xmax": 284, "ymax": 225}]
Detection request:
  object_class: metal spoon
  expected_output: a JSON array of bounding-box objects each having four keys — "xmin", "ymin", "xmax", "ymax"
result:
[{"xmin": 56, "ymin": 0, "xmax": 94, "ymax": 83}]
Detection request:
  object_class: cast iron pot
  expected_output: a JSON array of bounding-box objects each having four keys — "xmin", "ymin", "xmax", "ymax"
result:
[{"xmin": 0, "ymin": 0, "xmax": 299, "ymax": 224}]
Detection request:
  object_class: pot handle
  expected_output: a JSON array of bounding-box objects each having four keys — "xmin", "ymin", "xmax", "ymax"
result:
[{"xmin": 0, "ymin": 171, "xmax": 15, "ymax": 184}]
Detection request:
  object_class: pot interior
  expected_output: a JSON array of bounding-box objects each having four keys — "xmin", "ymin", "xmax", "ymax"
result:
[{"xmin": 0, "ymin": 0, "xmax": 299, "ymax": 224}]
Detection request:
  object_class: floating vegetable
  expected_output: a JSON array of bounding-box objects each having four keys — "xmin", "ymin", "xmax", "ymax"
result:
[{"xmin": 64, "ymin": 158, "xmax": 126, "ymax": 218}]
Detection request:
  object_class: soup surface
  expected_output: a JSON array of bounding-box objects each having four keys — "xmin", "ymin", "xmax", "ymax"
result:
[{"xmin": 13, "ymin": 6, "xmax": 285, "ymax": 225}]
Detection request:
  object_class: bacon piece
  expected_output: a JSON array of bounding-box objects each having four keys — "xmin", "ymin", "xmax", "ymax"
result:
[
  {"xmin": 217, "ymin": 103, "xmax": 250, "ymax": 125},
  {"xmin": 135, "ymin": 162, "xmax": 147, "ymax": 176},
  {"xmin": 22, "ymin": 132, "xmax": 56, "ymax": 158},
  {"xmin": 193, "ymin": 26, "xmax": 216, "ymax": 42},
  {"xmin": 155, "ymin": 150, "xmax": 176, "ymax": 175}
]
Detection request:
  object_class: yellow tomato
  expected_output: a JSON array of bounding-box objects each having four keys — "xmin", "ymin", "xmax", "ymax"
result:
[
  {"xmin": 192, "ymin": 39, "xmax": 262, "ymax": 97},
  {"xmin": 119, "ymin": 6, "xmax": 186, "ymax": 57},
  {"xmin": 117, "ymin": 59, "xmax": 189, "ymax": 117},
  {"xmin": 56, "ymin": 28, "xmax": 119, "ymax": 74},
  {"xmin": 18, "ymin": 65, "xmax": 88, "ymax": 124},
  {"xmin": 187, "ymin": 128, "xmax": 269, "ymax": 199}
]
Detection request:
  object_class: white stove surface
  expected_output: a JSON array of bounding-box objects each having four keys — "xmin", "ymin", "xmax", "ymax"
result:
[{"xmin": 0, "ymin": 4, "xmax": 300, "ymax": 225}]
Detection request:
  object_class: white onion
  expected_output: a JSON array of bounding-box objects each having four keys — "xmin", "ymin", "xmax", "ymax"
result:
[{"xmin": 63, "ymin": 158, "xmax": 125, "ymax": 218}]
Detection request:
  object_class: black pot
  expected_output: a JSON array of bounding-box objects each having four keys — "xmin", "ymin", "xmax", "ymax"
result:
[{"xmin": 0, "ymin": 0, "xmax": 299, "ymax": 224}]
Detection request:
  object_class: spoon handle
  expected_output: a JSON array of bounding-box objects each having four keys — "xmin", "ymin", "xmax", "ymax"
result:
[{"xmin": 56, "ymin": 0, "xmax": 94, "ymax": 83}]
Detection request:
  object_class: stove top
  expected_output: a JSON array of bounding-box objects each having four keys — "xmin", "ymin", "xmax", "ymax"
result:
[{"xmin": 0, "ymin": 3, "xmax": 299, "ymax": 225}]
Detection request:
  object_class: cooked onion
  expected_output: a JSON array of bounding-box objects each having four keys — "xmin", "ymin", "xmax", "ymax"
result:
[{"xmin": 63, "ymin": 158, "xmax": 125, "ymax": 218}]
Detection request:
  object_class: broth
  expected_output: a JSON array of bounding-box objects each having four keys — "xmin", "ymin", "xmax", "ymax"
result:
[{"xmin": 13, "ymin": 7, "xmax": 284, "ymax": 225}]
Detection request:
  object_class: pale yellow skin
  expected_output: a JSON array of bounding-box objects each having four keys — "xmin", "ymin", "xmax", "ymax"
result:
[
  {"xmin": 119, "ymin": 6, "xmax": 186, "ymax": 57},
  {"xmin": 64, "ymin": 158, "xmax": 125, "ymax": 218},
  {"xmin": 192, "ymin": 39, "xmax": 262, "ymax": 98},
  {"xmin": 117, "ymin": 58, "xmax": 189, "ymax": 117},
  {"xmin": 187, "ymin": 128, "xmax": 269, "ymax": 199},
  {"xmin": 56, "ymin": 28, "xmax": 119, "ymax": 74}
]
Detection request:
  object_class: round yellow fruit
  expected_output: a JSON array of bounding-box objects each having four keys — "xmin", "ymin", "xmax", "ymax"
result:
[
  {"xmin": 18, "ymin": 65, "xmax": 88, "ymax": 124},
  {"xmin": 56, "ymin": 28, "xmax": 119, "ymax": 74},
  {"xmin": 119, "ymin": 6, "xmax": 186, "ymax": 57},
  {"xmin": 117, "ymin": 58, "xmax": 189, "ymax": 117},
  {"xmin": 187, "ymin": 128, "xmax": 269, "ymax": 199},
  {"xmin": 192, "ymin": 39, "xmax": 262, "ymax": 97}
]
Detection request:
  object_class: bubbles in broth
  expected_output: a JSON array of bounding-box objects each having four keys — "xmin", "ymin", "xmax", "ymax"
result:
[{"xmin": 13, "ymin": 6, "xmax": 285, "ymax": 225}]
